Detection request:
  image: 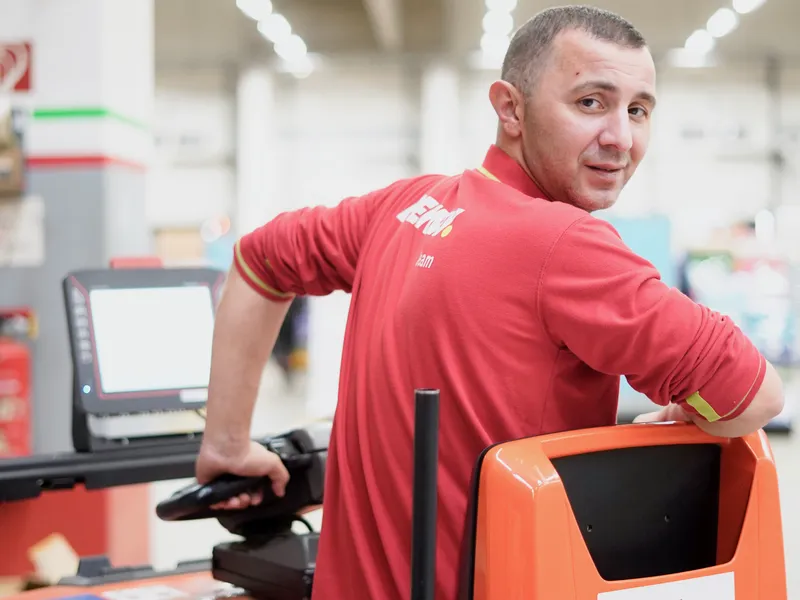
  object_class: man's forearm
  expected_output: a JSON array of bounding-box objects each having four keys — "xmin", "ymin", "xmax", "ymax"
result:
[
  {"xmin": 203, "ymin": 266, "xmax": 293, "ymax": 451},
  {"xmin": 689, "ymin": 413, "xmax": 759, "ymax": 439}
]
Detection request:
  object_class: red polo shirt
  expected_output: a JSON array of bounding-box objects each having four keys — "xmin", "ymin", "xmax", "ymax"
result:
[{"xmin": 234, "ymin": 145, "xmax": 766, "ymax": 600}]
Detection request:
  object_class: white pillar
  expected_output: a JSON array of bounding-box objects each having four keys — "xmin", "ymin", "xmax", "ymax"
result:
[
  {"xmin": 235, "ymin": 66, "xmax": 279, "ymax": 235},
  {"xmin": 419, "ymin": 61, "xmax": 461, "ymax": 174},
  {"xmin": 0, "ymin": 0, "xmax": 154, "ymax": 168},
  {"xmin": 0, "ymin": 0, "xmax": 155, "ymax": 451}
]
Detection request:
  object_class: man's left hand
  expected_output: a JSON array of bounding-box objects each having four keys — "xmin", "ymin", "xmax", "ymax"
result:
[{"xmin": 633, "ymin": 402, "xmax": 693, "ymax": 424}]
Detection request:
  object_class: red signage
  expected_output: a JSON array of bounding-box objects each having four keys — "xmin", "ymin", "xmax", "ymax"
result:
[{"xmin": 0, "ymin": 42, "xmax": 32, "ymax": 92}]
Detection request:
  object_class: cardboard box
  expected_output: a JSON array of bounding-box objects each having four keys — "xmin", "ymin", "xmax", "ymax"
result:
[
  {"xmin": 0, "ymin": 147, "xmax": 24, "ymax": 198},
  {"xmin": 0, "ymin": 107, "xmax": 15, "ymax": 151},
  {"xmin": 0, "ymin": 578, "xmax": 24, "ymax": 597}
]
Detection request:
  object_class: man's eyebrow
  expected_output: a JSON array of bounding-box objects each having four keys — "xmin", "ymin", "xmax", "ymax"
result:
[{"xmin": 571, "ymin": 79, "xmax": 657, "ymax": 107}]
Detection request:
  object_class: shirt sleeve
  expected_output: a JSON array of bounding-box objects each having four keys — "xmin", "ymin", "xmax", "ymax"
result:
[
  {"xmin": 538, "ymin": 215, "xmax": 767, "ymax": 423},
  {"xmin": 233, "ymin": 176, "xmax": 436, "ymax": 302}
]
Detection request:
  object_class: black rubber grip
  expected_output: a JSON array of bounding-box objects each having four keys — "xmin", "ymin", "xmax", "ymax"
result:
[{"xmin": 156, "ymin": 473, "xmax": 270, "ymax": 521}]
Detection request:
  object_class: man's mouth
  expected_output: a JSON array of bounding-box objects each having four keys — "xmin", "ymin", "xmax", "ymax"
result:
[{"xmin": 587, "ymin": 165, "xmax": 623, "ymax": 172}]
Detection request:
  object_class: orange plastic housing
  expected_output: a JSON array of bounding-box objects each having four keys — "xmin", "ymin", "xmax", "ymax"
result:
[{"xmin": 470, "ymin": 422, "xmax": 786, "ymax": 600}]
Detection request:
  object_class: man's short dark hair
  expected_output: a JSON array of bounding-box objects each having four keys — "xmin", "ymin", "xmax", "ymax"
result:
[{"xmin": 501, "ymin": 5, "xmax": 647, "ymax": 95}]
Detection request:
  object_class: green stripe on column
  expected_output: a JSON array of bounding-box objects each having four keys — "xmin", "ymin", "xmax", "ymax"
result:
[{"xmin": 32, "ymin": 107, "xmax": 149, "ymax": 131}]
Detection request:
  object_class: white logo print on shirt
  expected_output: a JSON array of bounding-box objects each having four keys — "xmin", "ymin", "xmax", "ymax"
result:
[{"xmin": 395, "ymin": 194, "xmax": 465, "ymax": 238}]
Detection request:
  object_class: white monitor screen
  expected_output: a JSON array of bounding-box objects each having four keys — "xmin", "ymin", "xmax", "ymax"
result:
[{"xmin": 89, "ymin": 286, "xmax": 215, "ymax": 395}]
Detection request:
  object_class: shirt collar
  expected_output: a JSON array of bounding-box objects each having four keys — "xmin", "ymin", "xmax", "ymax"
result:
[{"xmin": 476, "ymin": 144, "xmax": 546, "ymax": 200}]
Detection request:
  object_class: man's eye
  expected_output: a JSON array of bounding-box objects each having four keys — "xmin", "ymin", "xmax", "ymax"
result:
[
  {"xmin": 580, "ymin": 98, "xmax": 599, "ymax": 108},
  {"xmin": 629, "ymin": 106, "xmax": 648, "ymax": 117}
]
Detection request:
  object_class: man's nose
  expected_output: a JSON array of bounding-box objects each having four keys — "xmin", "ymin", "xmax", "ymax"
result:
[{"xmin": 598, "ymin": 110, "xmax": 633, "ymax": 152}]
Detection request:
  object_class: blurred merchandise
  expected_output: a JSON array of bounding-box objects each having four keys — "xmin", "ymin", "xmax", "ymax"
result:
[
  {"xmin": 153, "ymin": 227, "xmax": 205, "ymax": 265},
  {"xmin": 0, "ymin": 101, "xmax": 26, "ymax": 197},
  {"xmin": 202, "ymin": 215, "xmax": 235, "ymax": 271},
  {"xmin": 273, "ymin": 296, "xmax": 308, "ymax": 380},
  {"xmin": 604, "ymin": 214, "xmax": 676, "ymax": 287},
  {"xmin": 0, "ymin": 195, "xmax": 44, "ymax": 268},
  {"xmin": 0, "ymin": 306, "xmax": 35, "ymax": 457},
  {"xmin": 683, "ymin": 249, "xmax": 799, "ymax": 367},
  {"xmin": 680, "ymin": 219, "xmax": 798, "ymax": 433}
]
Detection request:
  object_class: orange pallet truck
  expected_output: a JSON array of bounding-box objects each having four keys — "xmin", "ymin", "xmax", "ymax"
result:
[{"xmin": 457, "ymin": 416, "xmax": 787, "ymax": 600}]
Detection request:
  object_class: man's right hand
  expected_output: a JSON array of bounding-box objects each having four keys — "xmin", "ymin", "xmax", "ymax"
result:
[{"xmin": 196, "ymin": 439, "xmax": 291, "ymax": 511}]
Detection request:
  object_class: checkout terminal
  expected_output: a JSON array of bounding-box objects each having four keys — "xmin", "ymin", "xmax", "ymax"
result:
[
  {"xmin": 0, "ymin": 264, "xmax": 224, "ymax": 502},
  {"xmin": 0, "ymin": 261, "xmax": 791, "ymax": 600}
]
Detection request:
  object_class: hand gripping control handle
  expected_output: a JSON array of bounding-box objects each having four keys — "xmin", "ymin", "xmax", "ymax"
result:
[{"xmin": 156, "ymin": 473, "xmax": 272, "ymax": 521}]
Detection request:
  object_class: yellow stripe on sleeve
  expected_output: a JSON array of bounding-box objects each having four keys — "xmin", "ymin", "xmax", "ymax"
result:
[
  {"xmin": 234, "ymin": 240, "xmax": 295, "ymax": 299},
  {"xmin": 685, "ymin": 358, "xmax": 765, "ymax": 423},
  {"xmin": 685, "ymin": 392, "xmax": 722, "ymax": 422}
]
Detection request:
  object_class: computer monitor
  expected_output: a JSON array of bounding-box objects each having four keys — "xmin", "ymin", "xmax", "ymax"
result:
[
  {"xmin": 63, "ymin": 267, "xmax": 226, "ymax": 451},
  {"xmin": 89, "ymin": 286, "xmax": 214, "ymax": 398}
]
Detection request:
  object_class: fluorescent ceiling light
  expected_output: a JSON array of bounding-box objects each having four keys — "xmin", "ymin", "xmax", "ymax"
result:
[
  {"xmin": 276, "ymin": 53, "xmax": 321, "ymax": 75},
  {"xmin": 275, "ymin": 34, "xmax": 308, "ymax": 62},
  {"xmin": 485, "ymin": 0, "xmax": 517, "ymax": 11},
  {"xmin": 237, "ymin": 0, "xmax": 272, "ymax": 21},
  {"xmin": 258, "ymin": 13, "xmax": 292, "ymax": 43},
  {"xmin": 684, "ymin": 29, "xmax": 715, "ymax": 54},
  {"xmin": 707, "ymin": 8, "xmax": 739, "ymax": 37},
  {"xmin": 285, "ymin": 56, "xmax": 315, "ymax": 79},
  {"xmin": 483, "ymin": 10, "xmax": 514, "ymax": 37},
  {"xmin": 732, "ymin": 0, "xmax": 767, "ymax": 14}
]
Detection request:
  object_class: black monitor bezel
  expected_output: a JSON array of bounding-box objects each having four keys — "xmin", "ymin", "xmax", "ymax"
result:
[{"xmin": 63, "ymin": 267, "xmax": 226, "ymax": 417}]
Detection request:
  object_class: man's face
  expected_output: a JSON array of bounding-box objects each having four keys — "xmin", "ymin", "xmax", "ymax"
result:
[{"xmin": 521, "ymin": 30, "xmax": 657, "ymax": 212}]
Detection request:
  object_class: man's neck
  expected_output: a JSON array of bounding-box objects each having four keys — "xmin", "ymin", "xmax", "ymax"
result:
[{"xmin": 494, "ymin": 139, "xmax": 550, "ymax": 200}]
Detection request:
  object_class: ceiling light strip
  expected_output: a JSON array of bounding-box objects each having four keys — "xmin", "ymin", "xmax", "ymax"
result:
[
  {"xmin": 480, "ymin": 0, "xmax": 517, "ymax": 67},
  {"xmin": 237, "ymin": 0, "xmax": 313, "ymax": 77},
  {"xmin": 672, "ymin": 0, "xmax": 768, "ymax": 67}
]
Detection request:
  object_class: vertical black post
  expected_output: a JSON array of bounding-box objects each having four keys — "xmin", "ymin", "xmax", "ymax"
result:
[{"xmin": 411, "ymin": 388, "xmax": 440, "ymax": 600}]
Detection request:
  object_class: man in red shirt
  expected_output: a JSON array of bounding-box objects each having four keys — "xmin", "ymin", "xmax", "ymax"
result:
[{"xmin": 196, "ymin": 5, "xmax": 784, "ymax": 599}]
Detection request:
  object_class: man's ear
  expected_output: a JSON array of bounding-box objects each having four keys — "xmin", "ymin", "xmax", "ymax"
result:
[{"xmin": 488, "ymin": 80, "xmax": 525, "ymax": 138}]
